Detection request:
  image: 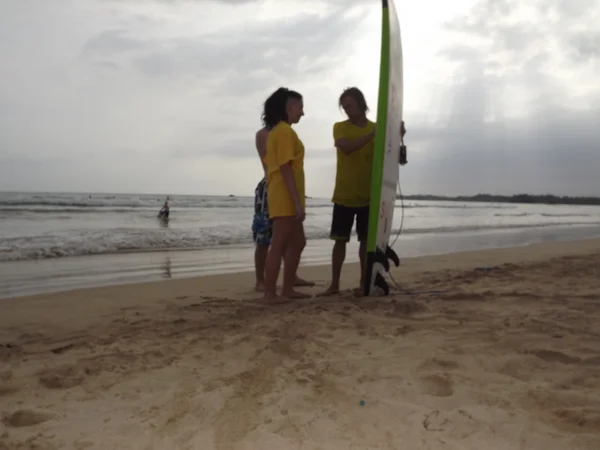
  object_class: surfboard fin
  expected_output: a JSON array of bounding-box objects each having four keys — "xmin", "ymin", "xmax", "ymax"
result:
[
  {"xmin": 374, "ymin": 272, "xmax": 390, "ymax": 295},
  {"xmin": 385, "ymin": 245, "xmax": 400, "ymax": 267},
  {"xmin": 374, "ymin": 248, "xmax": 390, "ymax": 272}
]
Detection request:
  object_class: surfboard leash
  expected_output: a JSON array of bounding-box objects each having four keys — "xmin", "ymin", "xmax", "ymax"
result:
[{"xmin": 387, "ymin": 137, "xmax": 448, "ymax": 297}]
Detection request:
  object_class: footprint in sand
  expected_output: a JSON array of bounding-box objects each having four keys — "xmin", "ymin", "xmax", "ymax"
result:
[
  {"xmin": 418, "ymin": 373, "xmax": 454, "ymax": 397},
  {"xmin": 38, "ymin": 366, "xmax": 85, "ymax": 389},
  {"xmin": 37, "ymin": 363, "xmax": 100, "ymax": 390},
  {"xmin": 551, "ymin": 407, "xmax": 600, "ymax": 432},
  {"xmin": 529, "ymin": 349, "xmax": 580, "ymax": 365},
  {"xmin": 2, "ymin": 409, "xmax": 56, "ymax": 427},
  {"xmin": 417, "ymin": 358, "xmax": 460, "ymax": 372},
  {"xmin": 423, "ymin": 409, "xmax": 480, "ymax": 437},
  {"xmin": 416, "ymin": 358, "xmax": 458, "ymax": 397},
  {"xmin": 423, "ymin": 410, "xmax": 451, "ymax": 431}
]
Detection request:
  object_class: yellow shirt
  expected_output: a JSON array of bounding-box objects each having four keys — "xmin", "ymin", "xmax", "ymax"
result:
[
  {"xmin": 265, "ymin": 122, "xmax": 306, "ymax": 218},
  {"xmin": 332, "ymin": 120, "xmax": 375, "ymax": 207}
]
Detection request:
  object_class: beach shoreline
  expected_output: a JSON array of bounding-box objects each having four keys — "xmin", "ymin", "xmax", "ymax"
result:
[
  {"xmin": 1, "ymin": 239, "xmax": 599, "ymax": 449},
  {"xmin": 2, "ymin": 224, "xmax": 600, "ymax": 299}
]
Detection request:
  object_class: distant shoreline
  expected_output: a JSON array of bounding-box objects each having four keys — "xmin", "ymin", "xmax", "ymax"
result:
[
  {"xmin": 2, "ymin": 190, "xmax": 599, "ymax": 206},
  {"xmin": 399, "ymin": 194, "xmax": 600, "ymax": 206}
]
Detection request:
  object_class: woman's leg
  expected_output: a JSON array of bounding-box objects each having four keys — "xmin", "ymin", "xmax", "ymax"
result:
[
  {"xmin": 281, "ymin": 221, "xmax": 309, "ymax": 298},
  {"xmin": 264, "ymin": 217, "xmax": 293, "ymax": 304}
]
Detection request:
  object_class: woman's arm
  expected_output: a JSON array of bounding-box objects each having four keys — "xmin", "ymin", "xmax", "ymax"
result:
[
  {"xmin": 280, "ymin": 163, "xmax": 302, "ymax": 211},
  {"xmin": 274, "ymin": 127, "xmax": 303, "ymax": 217}
]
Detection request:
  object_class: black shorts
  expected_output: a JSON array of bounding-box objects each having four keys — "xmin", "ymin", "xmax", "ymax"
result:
[{"xmin": 329, "ymin": 203, "xmax": 369, "ymax": 242}]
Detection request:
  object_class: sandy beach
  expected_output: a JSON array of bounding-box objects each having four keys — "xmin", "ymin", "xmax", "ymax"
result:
[{"xmin": 1, "ymin": 239, "xmax": 599, "ymax": 450}]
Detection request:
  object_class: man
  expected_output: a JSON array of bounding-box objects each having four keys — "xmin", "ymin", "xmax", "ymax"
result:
[
  {"xmin": 252, "ymin": 124, "xmax": 314, "ymax": 293},
  {"xmin": 321, "ymin": 87, "xmax": 375, "ymax": 295},
  {"xmin": 322, "ymin": 87, "xmax": 407, "ymax": 295}
]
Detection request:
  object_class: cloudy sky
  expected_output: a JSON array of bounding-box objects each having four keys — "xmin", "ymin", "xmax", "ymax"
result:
[{"xmin": 0, "ymin": 0, "xmax": 599, "ymax": 197}]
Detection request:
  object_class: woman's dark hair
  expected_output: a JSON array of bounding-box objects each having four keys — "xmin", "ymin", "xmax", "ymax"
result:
[
  {"xmin": 261, "ymin": 87, "xmax": 303, "ymax": 129},
  {"xmin": 339, "ymin": 86, "xmax": 369, "ymax": 114}
]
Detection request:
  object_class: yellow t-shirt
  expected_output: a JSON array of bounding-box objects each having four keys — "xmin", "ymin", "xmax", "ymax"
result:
[
  {"xmin": 332, "ymin": 120, "xmax": 375, "ymax": 207},
  {"xmin": 265, "ymin": 122, "xmax": 306, "ymax": 218}
]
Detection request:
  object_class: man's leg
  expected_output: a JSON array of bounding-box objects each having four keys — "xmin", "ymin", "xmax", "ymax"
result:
[
  {"xmin": 252, "ymin": 213, "xmax": 272, "ymax": 291},
  {"xmin": 254, "ymin": 243, "xmax": 269, "ymax": 291},
  {"xmin": 321, "ymin": 204, "xmax": 354, "ymax": 295},
  {"xmin": 252, "ymin": 179, "xmax": 269, "ymax": 291}
]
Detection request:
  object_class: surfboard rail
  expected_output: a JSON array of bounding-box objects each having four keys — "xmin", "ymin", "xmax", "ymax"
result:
[{"xmin": 363, "ymin": 0, "xmax": 404, "ymax": 296}]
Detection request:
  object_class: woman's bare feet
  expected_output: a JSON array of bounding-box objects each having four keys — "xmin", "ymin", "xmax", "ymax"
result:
[
  {"xmin": 281, "ymin": 289, "xmax": 311, "ymax": 299},
  {"xmin": 317, "ymin": 285, "xmax": 340, "ymax": 297},
  {"xmin": 294, "ymin": 277, "xmax": 315, "ymax": 287},
  {"xmin": 263, "ymin": 292, "xmax": 293, "ymax": 305}
]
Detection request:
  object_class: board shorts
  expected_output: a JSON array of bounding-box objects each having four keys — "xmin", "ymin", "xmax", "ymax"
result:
[
  {"xmin": 251, "ymin": 178, "xmax": 273, "ymax": 246},
  {"xmin": 329, "ymin": 203, "xmax": 369, "ymax": 242}
]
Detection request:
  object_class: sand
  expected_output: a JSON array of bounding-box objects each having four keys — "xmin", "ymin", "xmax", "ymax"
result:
[{"xmin": 1, "ymin": 239, "xmax": 599, "ymax": 450}]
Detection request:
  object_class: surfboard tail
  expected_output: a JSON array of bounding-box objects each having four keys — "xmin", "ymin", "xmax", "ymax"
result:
[{"xmin": 364, "ymin": 245, "xmax": 400, "ymax": 296}]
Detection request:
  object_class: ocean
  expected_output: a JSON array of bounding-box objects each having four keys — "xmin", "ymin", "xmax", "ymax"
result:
[{"xmin": 2, "ymin": 191, "xmax": 600, "ymax": 298}]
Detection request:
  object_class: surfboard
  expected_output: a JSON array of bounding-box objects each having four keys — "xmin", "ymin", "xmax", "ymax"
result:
[{"xmin": 363, "ymin": 0, "xmax": 404, "ymax": 296}]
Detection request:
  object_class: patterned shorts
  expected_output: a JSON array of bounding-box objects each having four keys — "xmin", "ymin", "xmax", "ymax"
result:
[{"xmin": 251, "ymin": 179, "xmax": 273, "ymax": 246}]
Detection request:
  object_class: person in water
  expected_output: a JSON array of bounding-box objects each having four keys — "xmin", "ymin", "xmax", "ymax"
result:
[
  {"xmin": 158, "ymin": 197, "xmax": 170, "ymax": 218},
  {"xmin": 321, "ymin": 88, "xmax": 407, "ymax": 295},
  {"xmin": 262, "ymin": 87, "xmax": 309, "ymax": 304},
  {"xmin": 252, "ymin": 106, "xmax": 313, "ymax": 292}
]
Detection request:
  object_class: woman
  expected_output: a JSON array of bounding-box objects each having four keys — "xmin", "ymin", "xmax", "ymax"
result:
[
  {"xmin": 262, "ymin": 87, "xmax": 309, "ymax": 304},
  {"xmin": 252, "ymin": 118, "xmax": 313, "ymax": 292}
]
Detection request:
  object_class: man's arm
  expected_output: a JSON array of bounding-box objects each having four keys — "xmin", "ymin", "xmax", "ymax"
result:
[{"xmin": 333, "ymin": 123, "xmax": 374, "ymax": 155}]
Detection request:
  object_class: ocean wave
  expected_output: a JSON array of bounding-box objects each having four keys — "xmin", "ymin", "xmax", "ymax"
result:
[
  {"xmin": 0, "ymin": 202, "xmax": 516, "ymax": 215},
  {"xmin": 0, "ymin": 221, "xmax": 595, "ymax": 262},
  {"xmin": 494, "ymin": 213, "xmax": 591, "ymax": 218}
]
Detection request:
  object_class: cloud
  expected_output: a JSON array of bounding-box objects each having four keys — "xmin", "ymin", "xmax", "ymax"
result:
[
  {"xmin": 396, "ymin": 0, "xmax": 600, "ymax": 195},
  {"xmin": 0, "ymin": 0, "xmax": 598, "ymax": 197},
  {"xmin": 80, "ymin": 6, "xmax": 367, "ymax": 86}
]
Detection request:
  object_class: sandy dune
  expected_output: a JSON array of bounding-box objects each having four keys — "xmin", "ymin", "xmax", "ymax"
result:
[{"xmin": 1, "ymin": 239, "xmax": 599, "ymax": 449}]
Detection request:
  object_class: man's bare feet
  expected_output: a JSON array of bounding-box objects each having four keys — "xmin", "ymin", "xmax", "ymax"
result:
[
  {"xmin": 294, "ymin": 277, "xmax": 315, "ymax": 287},
  {"xmin": 263, "ymin": 292, "xmax": 293, "ymax": 305},
  {"xmin": 281, "ymin": 289, "xmax": 311, "ymax": 299},
  {"xmin": 317, "ymin": 285, "xmax": 340, "ymax": 297}
]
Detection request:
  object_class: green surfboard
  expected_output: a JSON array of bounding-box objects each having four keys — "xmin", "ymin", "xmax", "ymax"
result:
[{"xmin": 363, "ymin": 0, "xmax": 404, "ymax": 296}]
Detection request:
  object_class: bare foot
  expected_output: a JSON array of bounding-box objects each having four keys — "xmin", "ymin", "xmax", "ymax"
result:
[
  {"xmin": 294, "ymin": 277, "xmax": 315, "ymax": 287},
  {"xmin": 317, "ymin": 285, "xmax": 340, "ymax": 297},
  {"xmin": 281, "ymin": 289, "xmax": 311, "ymax": 299},
  {"xmin": 255, "ymin": 282, "xmax": 265, "ymax": 292},
  {"xmin": 263, "ymin": 293, "xmax": 293, "ymax": 305}
]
